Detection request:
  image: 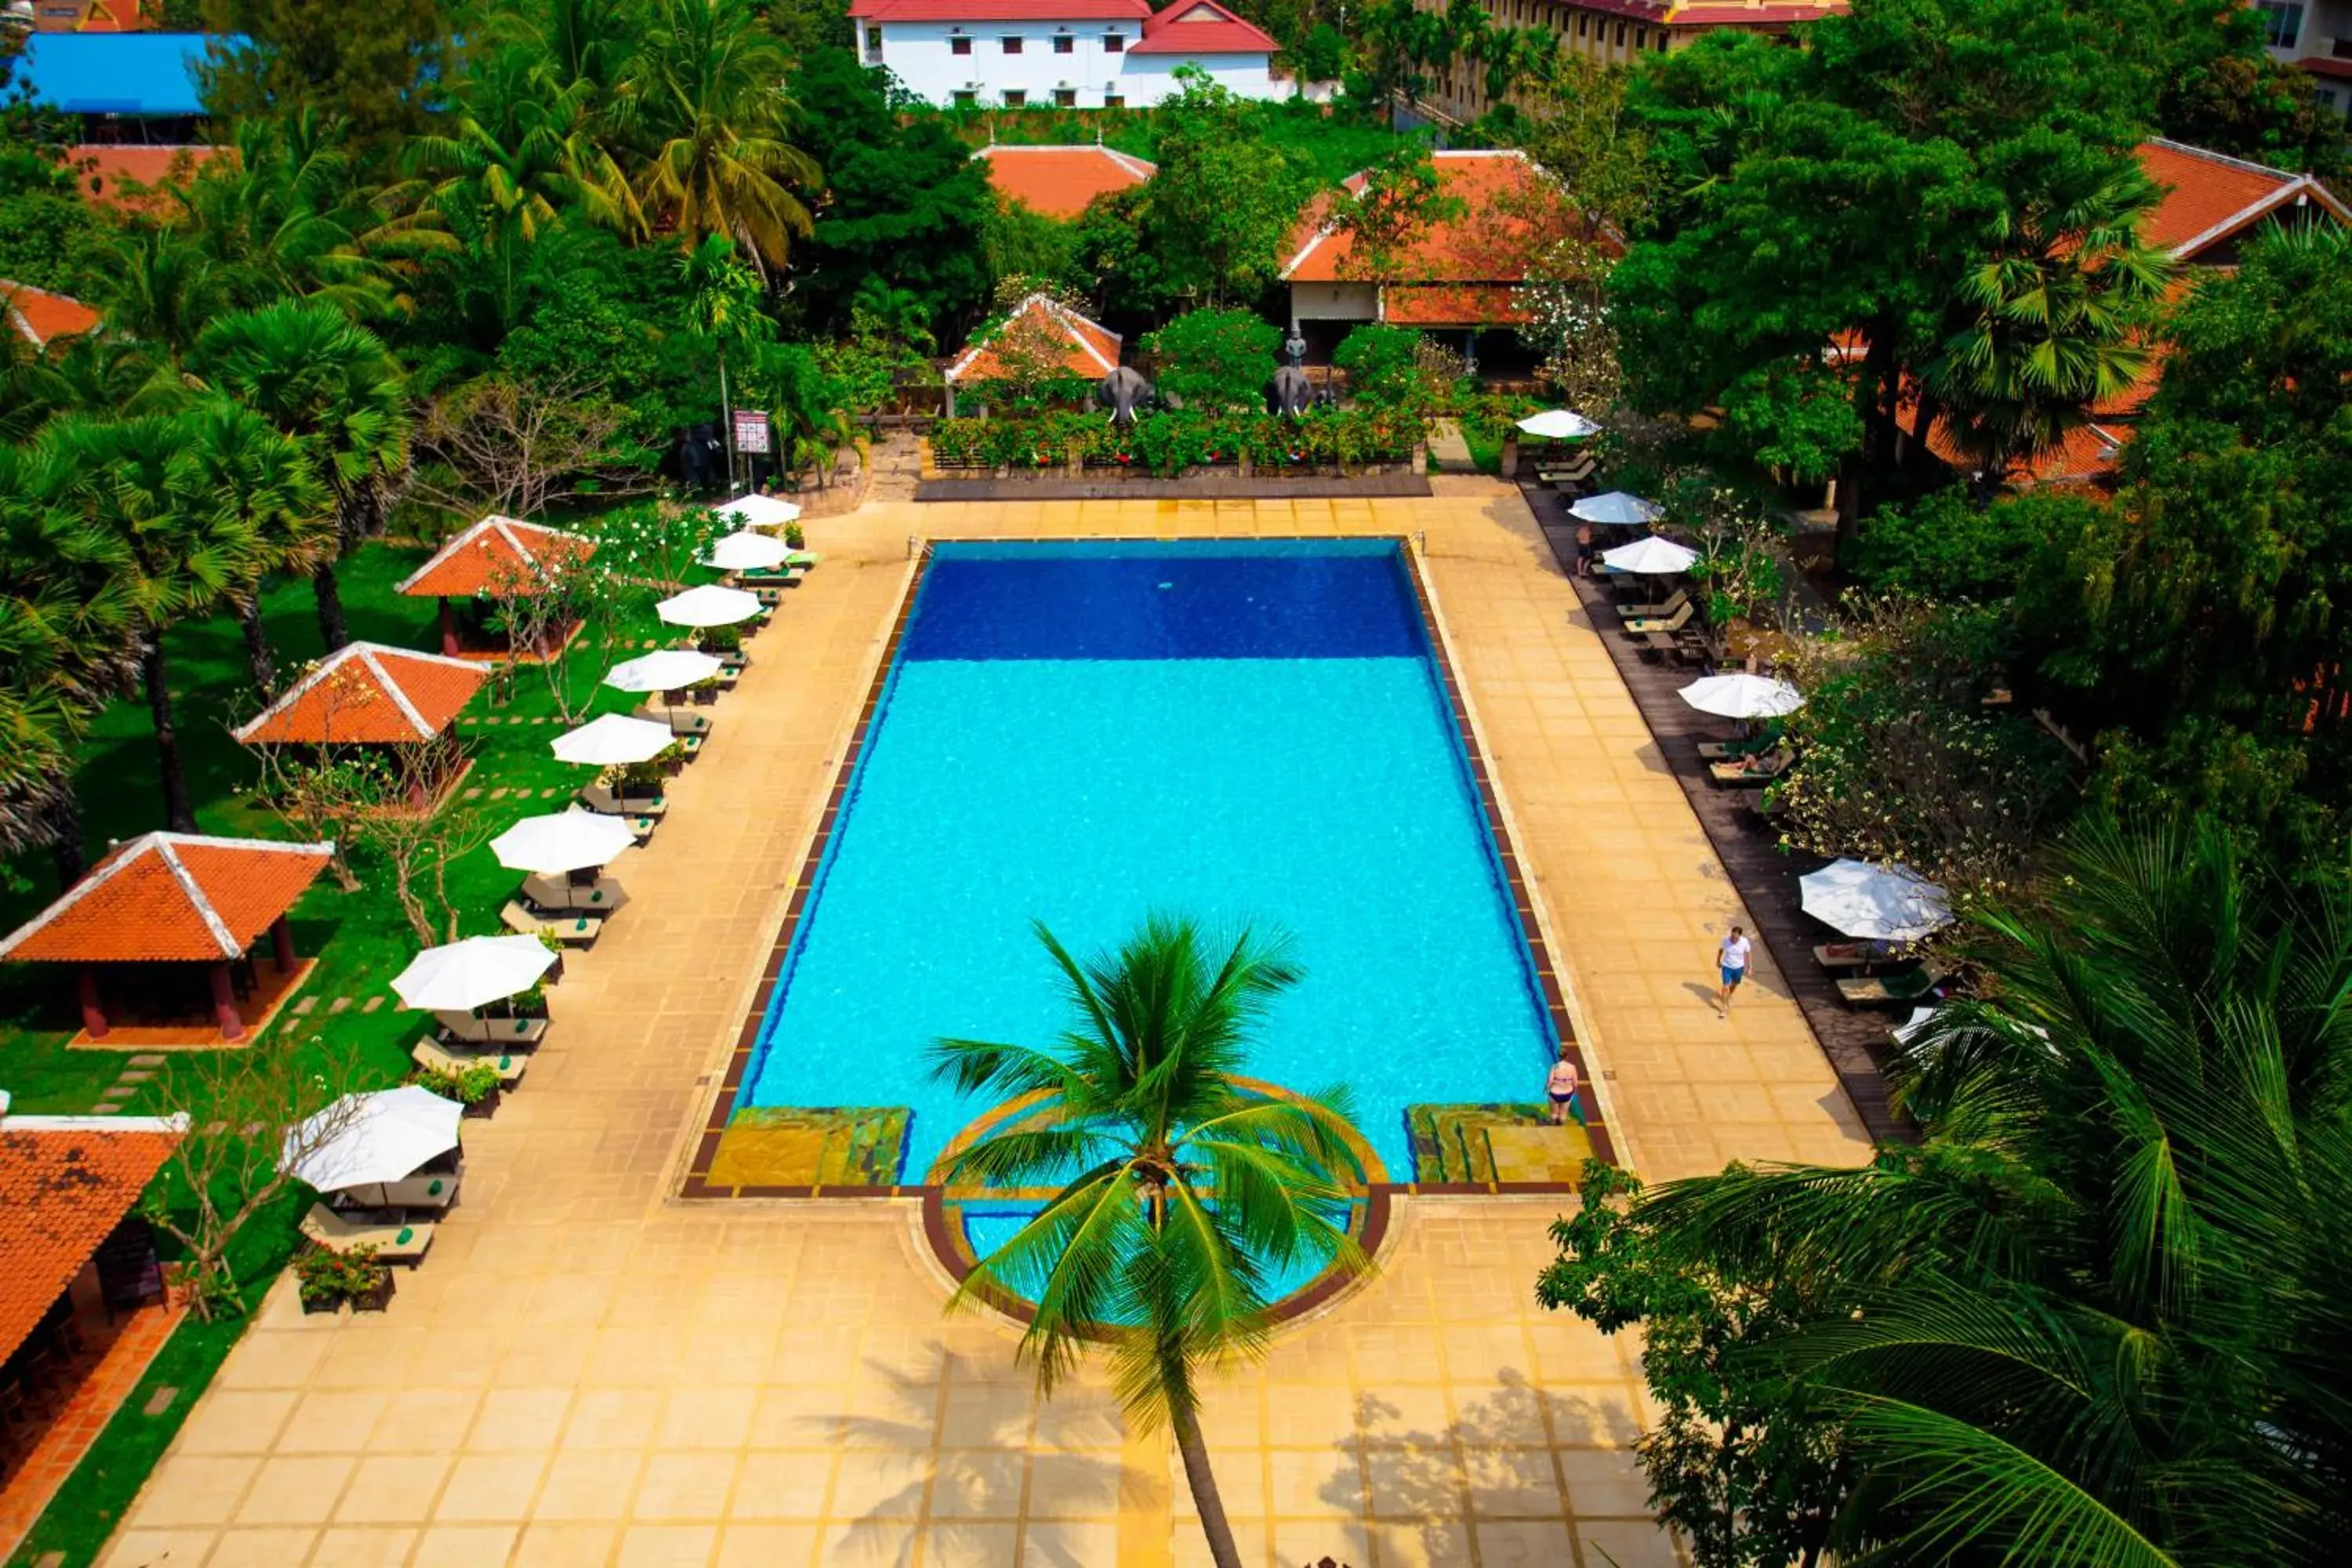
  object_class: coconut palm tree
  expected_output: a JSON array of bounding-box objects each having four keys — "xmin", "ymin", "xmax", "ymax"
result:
[
  {"xmin": 41, "ymin": 413, "xmax": 265, "ymax": 833},
  {"xmin": 1923, "ymin": 140, "xmax": 2171, "ymax": 482},
  {"xmin": 179, "ymin": 401, "xmax": 332, "ymax": 704},
  {"xmin": 1623, "ymin": 814, "xmax": 2352, "ymax": 1566},
  {"xmin": 630, "ymin": 0, "xmax": 817, "ymax": 271},
  {"xmin": 169, "ymin": 109, "xmax": 393, "ymax": 321},
  {"xmin": 928, "ymin": 916, "xmax": 1370, "ymax": 1568},
  {"xmin": 191, "ymin": 301, "xmax": 410, "ymax": 652},
  {"xmin": 96, "ymin": 226, "xmax": 230, "ymax": 373}
]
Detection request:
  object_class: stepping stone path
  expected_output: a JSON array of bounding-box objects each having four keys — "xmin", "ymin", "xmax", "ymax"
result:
[
  {"xmin": 292, "ymin": 996, "xmax": 318, "ymax": 1016},
  {"xmin": 89, "ymin": 1054, "xmax": 174, "ymax": 1115},
  {"xmin": 362, "ymin": 996, "xmax": 384, "ymax": 1014},
  {"xmin": 142, "ymin": 1387, "xmax": 179, "ymax": 1417},
  {"xmin": 328, "ymin": 996, "xmax": 351, "ymax": 1014}
]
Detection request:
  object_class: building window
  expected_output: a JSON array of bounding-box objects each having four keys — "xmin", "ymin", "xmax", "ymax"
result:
[
  {"xmin": 1656, "ymin": 31, "xmax": 1668, "ymax": 49},
  {"xmin": 953, "ymin": 89, "xmax": 977, "ymax": 106},
  {"xmin": 1002, "ymin": 34, "xmax": 1023, "ymax": 53},
  {"xmin": 1054, "ymin": 87, "xmax": 1077, "ymax": 105},
  {"xmin": 950, "ymin": 35, "xmax": 971, "ymax": 54},
  {"xmin": 1614, "ymin": 21, "xmax": 1626, "ymax": 45},
  {"xmin": 1104, "ymin": 31, "xmax": 1125, "ymax": 51},
  {"xmin": 1633, "ymin": 26, "xmax": 1645, "ymax": 47},
  {"xmin": 864, "ymin": 24, "xmax": 881, "ymax": 52},
  {"xmin": 2256, "ymin": 0, "xmax": 2303, "ymax": 47},
  {"xmin": 1054, "ymin": 33, "xmax": 1074, "ymax": 53},
  {"xmin": 1003, "ymin": 89, "xmax": 1026, "ymax": 106},
  {"xmin": 1104, "ymin": 92, "xmax": 1125, "ymax": 107},
  {"xmin": 1576, "ymin": 15, "xmax": 1588, "ymax": 37}
]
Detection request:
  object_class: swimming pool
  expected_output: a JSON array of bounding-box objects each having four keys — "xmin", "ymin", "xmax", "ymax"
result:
[{"xmin": 731, "ymin": 539, "xmax": 1559, "ymax": 1184}]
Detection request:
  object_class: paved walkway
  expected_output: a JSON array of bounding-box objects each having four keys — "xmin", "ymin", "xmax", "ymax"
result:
[{"xmin": 93, "ymin": 486, "xmax": 1868, "ymax": 1568}]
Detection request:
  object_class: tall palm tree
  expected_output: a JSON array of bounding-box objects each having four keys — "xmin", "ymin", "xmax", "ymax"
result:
[
  {"xmin": 929, "ymin": 916, "xmax": 1370, "ymax": 1568},
  {"xmin": 178, "ymin": 401, "xmax": 332, "ymax": 703},
  {"xmin": 1924, "ymin": 142, "xmax": 2171, "ymax": 482},
  {"xmin": 630, "ymin": 0, "xmax": 818, "ymax": 271},
  {"xmin": 191, "ymin": 301, "xmax": 410, "ymax": 652},
  {"xmin": 169, "ymin": 109, "xmax": 393, "ymax": 320},
  {"xmin": 1624, "ymin": 815, "xmax": 2352, "ymax": 1566},
  {"xmin": 42, "ymin": 413, "xmax": 263, "ymax": 833},
  {"xmin": 96, "ymin": 226, "xmax": 229, "ymax": 373}
]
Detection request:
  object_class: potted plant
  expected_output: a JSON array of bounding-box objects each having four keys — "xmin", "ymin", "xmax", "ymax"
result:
[
  {"xmin": 296, "ymin": 1244, "xmax": 395, "ymax": 1313},
  {"xmin": 783, "ymin": 522, "xmax": 805, "ymax": 550},
  {"xmin": 698, "ymin": 623, "xmax": 745, "ymax": 666},
  {"xmin": 409, "ymin": 1062, "xmax": 503, "ymax": 1118},
  {"xmin": 689, "ymin": 676, "xmax": 722, "ymax": 707},
  {"xmin": 532, "ymin": 930, "xmax": 567, "ymax": 984},
  {"xmin": 615, "ymin": 758, "xmax": 668, "ymax": 800},
  {"xmin": 506, "ymin": 982, "xmax": 549, "ymax": 1019}
]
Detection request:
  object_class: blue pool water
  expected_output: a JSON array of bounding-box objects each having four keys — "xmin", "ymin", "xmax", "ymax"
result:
[{"xmin": 736, "ymin": 539, "xmax": 1557, "ymax": 1181}]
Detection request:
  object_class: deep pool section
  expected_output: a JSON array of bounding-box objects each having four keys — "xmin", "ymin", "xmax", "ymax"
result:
[{"xmin": 735, "ymin": 540, "xmax": 1557, "ymax": 1181}]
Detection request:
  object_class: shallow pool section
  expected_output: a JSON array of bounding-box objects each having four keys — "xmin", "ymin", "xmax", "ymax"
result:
[{"xmin": 734, "ymin": 539, "xmax": 1558, "ymax": 1181}]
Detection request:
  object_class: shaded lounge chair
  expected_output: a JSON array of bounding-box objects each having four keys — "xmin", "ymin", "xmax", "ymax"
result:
[
  {"xmin": 301, "ymin": 1203, "xmax": 434, "ymax": 1265},
  {"xmin": 1709, "ymin": 748, "xmax": 1793, "ymax": 786},
  {"xmin": 1813, "ymin": 939, "xmax": 1908, "ymax": 971},
  {"xmin": 634, "ymin": 706, "xmax": 711, "ymax": 739},
  {"xmin": 1623, "ymin": 601, "xmax": 1695, "ymax": 637},
  {"xmin": 434, "ymin": 1011, "xmax": 548, "ymax": 1047},
  {"xmin": 1837, "ymin": 962, "xmax": 1953, "ymax": 1007},
  {"xmin": 1697, "ymin": 729, "xmax": 1780, "ymax": 762},
  {"xmin": 412, "ymin": 1037, "xmax": 528, "ymax": 1087},
  {"xmin": 1616, "ymin": 588, "xmax": 1690, "ymax": 622},
  {"xmin": 576, "ymin": 783, "xmax": 663, "ymax": 835},
  {"xmin": 331, "ymin": 1170, "xmax": 460, "ymax": 1214},
  {"xmin": 502, "ymin": 901, "xmax": 602, "ymax": 946},
  {"xmin": 521, "ymin": 873, "xmax": 626, "ymax": 915}
]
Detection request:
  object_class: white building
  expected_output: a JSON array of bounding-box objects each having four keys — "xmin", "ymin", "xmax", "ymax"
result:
[
  {"xmin": 851, "ymin": 0, "xmax": 1287, "ymax": 110},
  {"xmin": 2253, "ymin": 0, "xmax": 2352, "ymax": 114}
]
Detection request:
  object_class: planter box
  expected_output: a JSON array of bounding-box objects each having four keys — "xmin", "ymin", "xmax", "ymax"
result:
[
  {"xmin": 460, "ymin": 1088, "xmax": 501, "ymax": 1120},
  {"xmin": 299, "ymin": 1290, "xmax": 343, "ymax": 1316},
  {"xmin": 352, "ymin": 1273, "xmax": 397, "ymax": 1313}
]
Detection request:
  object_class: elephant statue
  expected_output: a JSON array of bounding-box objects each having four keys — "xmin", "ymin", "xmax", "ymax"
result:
[
  {"xmin": 1097, "ymin": 365, "xmax": 1155, "ymax": 426},
  {"xmin": 1270, "ymin": 365, "xmax": 1312, "ymax": 417}
]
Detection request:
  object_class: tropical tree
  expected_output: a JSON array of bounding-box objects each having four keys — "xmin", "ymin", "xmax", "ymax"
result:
[
  {"xmin": 191, "ymin": 300, "xmax": 410, "ymax": 652},
  {"xmin": 929, "ymin": 917, "xmax": 1370, "ymax": 1568},
  {"xmin": 41, "ymin": 412, "xmax": 263, "ymax": 833},
  {"xmin": 630, "ymin": 0, "xmax": 818, "ymax": 270},
  {"xmin": 168, "ymin": 109, "xmax": 390, "ymax": 319},
  {"xmin": 1550, "ymin": 815, "xmax": 2352, "ymax": 1566},
  {"xmin": 94, "ymin": 225, "xmax": 228, "ymax": 374},
  {"xmin": 179, "ymin": 401, "xmax": 333, "ymax": 703},
  {"xmin": 676, "ymin": 234, "xmax": 770, "ymax": 488}
]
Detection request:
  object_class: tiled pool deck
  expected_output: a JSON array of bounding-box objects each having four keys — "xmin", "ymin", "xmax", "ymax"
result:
[{"xmin": 92, "ymin": 488, "xmax": 1871, "ymax": 1568}]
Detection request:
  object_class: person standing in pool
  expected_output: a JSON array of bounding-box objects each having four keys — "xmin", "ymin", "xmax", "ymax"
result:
[
  {"xmin": 1546, "ymin": 1045, "xmax": 1581, "ymax": 1125},
  {"xmin": 1716, "ymin": 924, "xmax": 1753, "ymax": 1015}
]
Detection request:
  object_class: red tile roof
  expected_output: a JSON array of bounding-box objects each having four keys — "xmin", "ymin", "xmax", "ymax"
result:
[
  {"xmin": 3, "ymin": 279, "xmax": 102, "ymax": 349},
  {"xmin": 1563, "ymin": 0, "xmax": 1846, "ymax": 20},
  {"xmin": 1383, "ymin": 284, "xmax": 1529, "ymax": 327},
  {"xmin": 849, "ymin": 0, "xmax": 1149, "ymax": 16},
  {"xmin": 2136, "ymin": 139, "xmax": 2350, "ymax": 260},
  {"xmin": 1282, "ymin": 151, "xmax": 1590, "ymax": 286},
  {"xmin": 72, "ymin": 143, "xmax": 220, "ymax": 211},
  {"xmin": 946, "ymin": 292, "xmax": 1122, "ymax": 384},
  {"xmin": 975, "ymin": 144, "xmax": 1156, "ymax": 219},
  {"xmin": 394, "ymin": 516, "xmax": 597, "ymax": 600},
  {"xmin": 232, "ymin": 642, "xmax": 488, "ymax": 746},
  {"xmin": 1130, "ymin": 0, "xmax": 1277, "ymax": 53},
  {"xmin": 0, "ymin": 1119, "xmax": 181, "ymax": 1367},
  {"xmin": 0, "ymin": 833, "xmax": 333, "ymax": 965}
]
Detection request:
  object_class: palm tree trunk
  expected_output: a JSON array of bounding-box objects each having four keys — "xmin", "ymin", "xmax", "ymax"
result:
[
  {"xmin": 1173, "ymin": 1401, "xmax": 1246, "ymax": 1568},
  {"xmin": 239, "ymin": 590, "xmax": 278, "ymax": 703},
  {"xmin": 143, "ymin": 637, "xmax": 198, "ymax": 834},
  {"xmin": 313, "ymin": 559, "xmax": 349, "ymax": 652},
  {"xmin": 43, "ymin": 790, "xmax": 85, "ymax": 887}
]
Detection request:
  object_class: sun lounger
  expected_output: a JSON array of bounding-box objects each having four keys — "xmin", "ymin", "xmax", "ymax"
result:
[
  {"xmin": 301, "ymin": 1203, "xmax": 434, "ymax": 1265},
  {"xmin": 331, "ymin": 1170, "xmax": 460, "ymax": 1214},
  {"xmin": 633, "ymin": 706, "xmax": 711, "ymax": 739},
  {"xmin": 1697, "ymin": 731, "xmax": 1780, "ymax": 761},
  {"xmin": 1709, "ymin": 748, "xmax": 1793, "ymax": 786},
  {"xmin": 1813, "ymin": 940, "xmax": 1907, "ymax": 971},
  {"xmin": 1837, "ymin": 962, "xmax": 1953, "ymax": 1007},
  {"xmin": 1617, "ymin": 589, "xmax": 1690, "ymax": 622},
  {"xmin": 502, "ymin": 901, "xmax": 602, "ymax": 946},
  {"xmin": 412, "ymin": 1037, "xmax": 528, "ymax": 1086},
  {"xmin": 1624, "ymin": 601, "xmax": 1695, "ymax": 637},
  {"xmin": 578, "ymin": 782, "xmax": 666, "ymax": 820},
  {"xmin": 521, "ymin": 873, "xmax": 626, "ymax": 915},
  {"xmin": 434, "ymin": 1011, "xmax": 548, "ymax": 1047}
]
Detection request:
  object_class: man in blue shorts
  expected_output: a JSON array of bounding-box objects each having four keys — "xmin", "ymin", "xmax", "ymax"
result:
[{"xmin": 1716, "ymin": 924, "xmax": 1753, "ymax": 1017}]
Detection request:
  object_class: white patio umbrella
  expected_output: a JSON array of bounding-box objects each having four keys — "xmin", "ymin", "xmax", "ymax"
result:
[
  {"xmin": 714, "ymin": 494, "xmax": 800, "ymax": 530},
  {"xmin": 1599, "ymin": 536, "xmax": 1699, "ymax": 575},
  {"xmin": 655, "ymin": 583, "xmax": 762, "ymax": 629},
  {"xmin": 605, "ymin": 648, "xmax": 722, "ymax": 694},
  {"xmin": 550, "ymin": 712, "xmax": 674, "ymax": 767},
  {"xmin": 1570, "ymin": 491, "xmax": 1664, "ymax": 527},
  {"xmin": 1892, "ymin": 1005, "xmax": 1941, "ymax": 1047},
  {"xmin": 1678, "ymin": 673, "xmax": 1804, "ymax": 720},
  {"xmin": 703, "ymin": 531, "xmax": 790, "ymax": 572},
  {"xmin": 285, "ymin": 1085, "xmax": 463, "ymax": 1193},
  {"xmin": 390, "ymin": 934, "xmax": 557, "ymax": 1011},
  {"xmin": 1799, "ymin": 858, "xmax": 1953, "ymax": 942},
  {"xmin": 490, "ymin": 810, "xmax": 637, "ymax": 877},
  {"xmin": 1516, "ymin": 408, "xmax": 1599, "ymax": 441}
]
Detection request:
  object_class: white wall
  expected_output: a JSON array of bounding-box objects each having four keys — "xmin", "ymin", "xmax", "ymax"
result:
[
  {"xmin": 863, "ymin": 21, "xmax": 1284, "ymax": 107},
  {"xmin": 1286, "ymin": 281, "xmax": 1377, "ymax": 330}
]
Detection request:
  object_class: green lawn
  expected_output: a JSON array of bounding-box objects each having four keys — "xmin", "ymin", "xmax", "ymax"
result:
[{"xmin": 0, "ymin": 539, "xmax": 712, "ymax": 1566}]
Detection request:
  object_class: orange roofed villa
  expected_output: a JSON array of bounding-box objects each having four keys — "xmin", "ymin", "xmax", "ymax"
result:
[
  {"xmin": 943, "ymin": 292, "xmax": 1123, "ymax": 416},
  {"xmin": 973, "ymin": 142, "xmax": 1156, "ymax": 219},
  {"xmin": 0, "ymin": 833, "xmax": 333, "ymax": 1045},
  {"xmin": 231, "ymin": 641, "xmax": 489, "ymax": 812},
  {"xmin": 3, "ymin": 279, "xmax": 101, "ymax": 352},
  {"xmin": 1897, "ymin": 137, "xmax": 2350, "ymax": 489},
  {"xmin": 396, "ymin": 515, "xmax": 598, "ymax": 659},
  {"xmin": 1279, "ymin": 147, "xmax": 1598, "ymax": 371}
]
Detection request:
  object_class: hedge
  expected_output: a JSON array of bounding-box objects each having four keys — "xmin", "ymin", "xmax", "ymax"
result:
[{"xmin": 930, "ymin": 407, "xmax": 1423, "ymax": 476}]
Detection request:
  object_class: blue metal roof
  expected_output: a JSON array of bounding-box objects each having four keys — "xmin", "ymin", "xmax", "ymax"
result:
[{"xmin": 15, "ymin": 32, "xmax": 223, "ymax": 118}]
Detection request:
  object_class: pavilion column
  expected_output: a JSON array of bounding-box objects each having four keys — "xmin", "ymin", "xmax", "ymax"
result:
[
  {"xmin": 209, "ymin": 963, "xmax": 245, "ymax": 1042},
  {"xmin": 438, "ymin": 598, "xmax": 460, "ymax": 658},
  {"xmin": 270, "ymin": 916, "xmax": 297, "ymax": 973},
  {"xmin": 78, "ymin": 967, "xmax": 109, "ymax": 1039}
]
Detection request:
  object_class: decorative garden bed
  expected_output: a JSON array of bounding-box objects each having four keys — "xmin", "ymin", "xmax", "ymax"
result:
[{"xmin": 926, "ymin": 408, "xmax": 1425, "ymax": 481}]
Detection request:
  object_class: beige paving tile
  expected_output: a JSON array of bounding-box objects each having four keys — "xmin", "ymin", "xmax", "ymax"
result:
[
  {"xmin": 310, "ymin": 1525, "xmax": 421, "ymax": 1566},
  {"xmin": 333, "ymin": 1453, "xmax": 452, "ymax": 1524}
]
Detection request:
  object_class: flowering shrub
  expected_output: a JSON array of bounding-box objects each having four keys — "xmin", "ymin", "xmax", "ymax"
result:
[{"xmin": 931, "ymin": 408, "xmax": 1421, "ymax": 477}]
